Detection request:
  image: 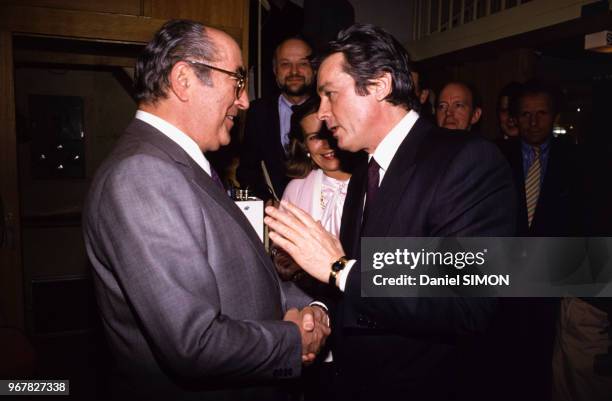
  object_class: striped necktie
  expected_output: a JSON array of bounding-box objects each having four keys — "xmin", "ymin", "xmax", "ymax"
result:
[{"xmin": 525, "ymin": 145, "xmax": 541, "ymax": 227}]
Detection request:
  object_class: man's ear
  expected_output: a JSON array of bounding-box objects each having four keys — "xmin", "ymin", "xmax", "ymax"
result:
[
  {"xmin": 168, "ymin": 61, "xmax": 192, "ymax": 102},
  {"xmin": 471, "ymin": 107, "xmax": 483, "ymax": 124},
  {"xmin": 372, "ymin": 72, "xmax": 393, "ymax": 101}
]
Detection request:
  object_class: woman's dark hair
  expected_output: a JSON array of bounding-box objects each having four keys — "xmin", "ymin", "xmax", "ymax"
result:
[
  {"xmin": 134, "ymin": 19, "xmax": 217, "ymax": 104},
  {"xmin": 285, "ymin": 96, "xmax": 361, "ymax": 179},
  {"xmin": 286, "ymin": 96, "xmax": 321, "ymax": 178},
  {"xmin": 497, "ymin": 81, "xmax": 522, "ymax": 116},
  {"xmin": 323, "ymin": 23, "xmax": 419, "ymax": 112}
]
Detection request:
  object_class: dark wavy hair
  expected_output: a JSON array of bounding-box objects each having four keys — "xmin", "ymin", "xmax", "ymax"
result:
[
  {"xmin": 134, "ymin": 19, "xmax": 218, "ymax": 104},
  {"xmin": 286, "ymin": 96, "xmax": 321, "ymax": 178},
  {"xmin": 323, "ymin": 23, "xmax": 419, "ymax": 112}
]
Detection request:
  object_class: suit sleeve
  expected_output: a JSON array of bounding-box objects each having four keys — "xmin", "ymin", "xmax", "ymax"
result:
[
  {"xmin": 344, "ymin": 139, "xmax": 516, "ymax": 337},
  {"xmin": 93, "ymin": 154, "xmax": 302, "ymax": 382}
]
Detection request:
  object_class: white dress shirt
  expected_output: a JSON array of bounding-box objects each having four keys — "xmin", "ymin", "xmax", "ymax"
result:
[
  {"xmin": 135, "ymin": 110, "xmax": 212, "ymax": 177},
  {"xmin": 338, "ymin": 110, "xmax": 420, "ymax": 291}
]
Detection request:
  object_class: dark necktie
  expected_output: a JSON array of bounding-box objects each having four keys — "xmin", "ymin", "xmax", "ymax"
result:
[
  {"xmin": 210, "ymin": 166, "xmax": 225, "ymax": 190},
  {"xmin": 362, "ymin": 158, "xmax": 380, "ymax": 228}
]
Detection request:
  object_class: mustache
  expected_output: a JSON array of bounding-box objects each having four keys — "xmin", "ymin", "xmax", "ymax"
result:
[{"xmin": 285, "ymin": 74, "xmax": 305, "ymax": 81}]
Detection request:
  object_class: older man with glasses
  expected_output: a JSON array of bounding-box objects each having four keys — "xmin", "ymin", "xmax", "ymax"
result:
[{"xmin": 83, "ymin": 19, "xmax": 329, "ymax": 400}]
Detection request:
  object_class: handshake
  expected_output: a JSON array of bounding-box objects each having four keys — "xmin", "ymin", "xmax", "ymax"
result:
[{"xmin": 284, "ymin": 306, "xmax": 331, "ymax": 365}]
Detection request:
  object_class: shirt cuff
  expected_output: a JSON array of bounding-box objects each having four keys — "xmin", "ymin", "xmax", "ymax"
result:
[
  {"xmin": 309, "ymin": 301, "xmax": 329, "ymax": 313},
  {"xmin": 338, "ymin": 260, "xmax": 356, "ymax": 292}
]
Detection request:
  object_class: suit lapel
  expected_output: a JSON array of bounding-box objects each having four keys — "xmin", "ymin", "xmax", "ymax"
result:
[
  {"xmin": 362, "ymin": 117, "xmax": 430, "ymax": 237},
  {"xmin": 128, "ymin": 119, "xmax": 279, "ymax": 284},
  {"xmin": 538, "ymin": 139, "xmax": 562, "ymax": 209},
  {"xmin": 265, "ymin": 98, "xmax": 286, "ymax": 163},
  {"xmin": 186, "ymin": 159, "xmax": 279, "ymax": 283},
  {"xmin": 340, "ymin": 158, "xmax": 367, "ymax": 258}
]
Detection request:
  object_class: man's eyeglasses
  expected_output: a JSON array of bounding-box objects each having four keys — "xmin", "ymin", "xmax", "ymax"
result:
[{"xmin": 185, "ymin": 60, "xmax": 246, "ymax": 99}]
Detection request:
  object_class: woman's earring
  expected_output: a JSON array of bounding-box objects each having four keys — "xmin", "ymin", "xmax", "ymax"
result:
[{"xmin": 307, "ymin": 152, "xmax": 311, "ymax": 158}]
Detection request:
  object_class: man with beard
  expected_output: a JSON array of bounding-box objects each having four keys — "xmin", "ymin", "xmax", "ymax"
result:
[{"xmin": 238, "ymin": 37, "xmax": 315, "ymax": 200}]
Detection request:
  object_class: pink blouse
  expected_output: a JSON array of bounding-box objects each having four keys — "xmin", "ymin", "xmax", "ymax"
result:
[{"xmin": 281, "ymin": 169, "xmax": 349, "ymax": 238}]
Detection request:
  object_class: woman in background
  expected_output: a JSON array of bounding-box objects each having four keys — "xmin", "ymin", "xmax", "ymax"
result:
[{"xmin": 272, "ymin": 95, "xmax": 358, "ymax": 289}]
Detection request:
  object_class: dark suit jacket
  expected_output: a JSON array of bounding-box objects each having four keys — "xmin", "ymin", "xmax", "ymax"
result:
[
  {"xmin": 493, "ymin": 137, "xmax": 582, "ymax": 400},
  {"xmin": 499, "ymin": 137, "xmax": 582, "ymax": 236},
  {"xmin": 333, "ymin": 118, "xmax": 516, "ymax": 400},
  {"xmin": 84, "ymin": 119, "xmax": 310, "ymax": 400},
  {"xmin": 237, "ymin": 97, "xmax": 289, "ymax": 201}
]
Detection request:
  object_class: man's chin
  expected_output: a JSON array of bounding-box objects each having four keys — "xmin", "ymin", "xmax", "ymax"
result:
[
  {"xmin": 336, "ymin": 137, "xmax": 354, "ymax": 152},
  {"xmin": 282, "ymin": 84, "xmax": 311, "ymax": 97},
  {"xmin": 213, "ymin": 130, "xmax": 232, "ymax": 149}
]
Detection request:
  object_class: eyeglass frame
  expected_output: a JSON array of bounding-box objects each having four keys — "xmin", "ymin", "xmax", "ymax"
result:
[{"xmin": 184, "ymin": 59, "xmax": 246, "ymax": 99}]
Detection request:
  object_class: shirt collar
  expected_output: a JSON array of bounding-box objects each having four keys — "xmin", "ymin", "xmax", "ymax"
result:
[
  {"xmin": 520, "ymin": 136, "xmax": 551, "ymax": 154},
  {"xmin": 278, "ymin": 94, "xmax": 307, "ymax": 109},
  {"xmin": 135, "ymin": 110, "xmax": 211, "ymax": 176},
  {"xmin": 371, "ymin": 110, "xmax": 419, "ymax": 173}
]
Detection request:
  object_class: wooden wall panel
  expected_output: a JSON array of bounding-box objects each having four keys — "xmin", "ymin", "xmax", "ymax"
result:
[
  {"xmin": 0, "ymin": 5, "xmax": 165, "ymax": 43},
  {"xmin": 151, "ymin": 0, "xmax": 246, "ymax": 30},
  {"xmin": 0, "ymin": 4, "xmax": 244, "ymax": 45},
  {"xmin": 0, "ymin": 0, "xmax": 142, "ymax": 16}
]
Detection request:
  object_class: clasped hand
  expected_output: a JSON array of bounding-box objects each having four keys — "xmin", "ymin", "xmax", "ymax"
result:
[{"xmin": 283, "ymin": 306, "xmax": 330, "ymax": 365}]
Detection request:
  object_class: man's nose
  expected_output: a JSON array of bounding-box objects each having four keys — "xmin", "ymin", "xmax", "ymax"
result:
[
  {"xmin": 235, "ymin": 88, "xmax": 249, "ymax": 110},
  {"xmin": 317, "ymin": 99, "xmax": 330, "ymax": 121}
]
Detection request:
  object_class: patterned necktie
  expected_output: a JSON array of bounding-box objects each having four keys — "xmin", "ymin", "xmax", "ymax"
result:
[
  {"xmin": 362, "ymin": 158, "xmax": 380, "ymax": 228},
  {"xmin": 525, "ymin": 145, "xmax": 541, "ymax": 227},
  {"xmin": 210, "ymin": 166, "xmax": 225, "ymax": 190}
]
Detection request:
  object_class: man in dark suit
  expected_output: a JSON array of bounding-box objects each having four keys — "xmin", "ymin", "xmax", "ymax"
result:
[
  {"xmin": 83, "ymin": 20, "xmax": 329, "ymax": 400},
  {"xmin": 495, "ymin": 81, "xmax": 581, "ymax": 400},
  {"xmin": 237, "ymin": 37, "xmax": 314, "ymax": 201},
  {"xmin": 265, "ymin": 24, "xmax": 516, "ymax": 400},
  {"xmin": 499, "ymin": 81, "xmax": 581, "ymax": 236}
]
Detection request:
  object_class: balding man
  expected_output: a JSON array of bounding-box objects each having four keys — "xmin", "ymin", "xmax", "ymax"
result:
[
  {"xmin": 83, "ymin": 20, "xmax": 328, "ymax": 400},
  {"xmin": 436, "ymin": 81, "xmax": 482, "ymax": 131},
  {"xmin": 238, "ymin": 37, "xmax": 315, "ymax": 201}
]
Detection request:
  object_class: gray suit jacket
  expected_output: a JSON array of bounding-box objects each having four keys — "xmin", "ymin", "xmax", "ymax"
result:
[{"xmin": 83, "ymin": 119, "xmax": 311, "ymax": 400}]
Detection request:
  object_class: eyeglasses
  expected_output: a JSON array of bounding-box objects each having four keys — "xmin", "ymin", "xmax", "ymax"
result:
[{"xmin": 185, "ymin": 60, "xmax": 246, "ymax": 99}]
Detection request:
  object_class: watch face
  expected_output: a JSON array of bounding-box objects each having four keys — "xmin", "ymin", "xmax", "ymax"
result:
[{"xmin": 332, "ymin": 257, "xmax": 347, "ymax": 272}]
